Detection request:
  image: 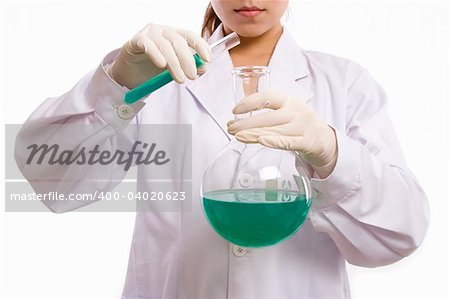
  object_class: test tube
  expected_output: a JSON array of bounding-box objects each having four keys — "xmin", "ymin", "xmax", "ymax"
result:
[
  {"xmin": 124, "ymin": 32, "xmax": 241, "ymax": 104},
  {"xmin": 209, "ymin": 31, "xmax": 240, "ymax": 55}
]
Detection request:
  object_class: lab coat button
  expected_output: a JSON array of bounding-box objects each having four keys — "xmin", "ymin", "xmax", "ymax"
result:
[
  {"xmin": 232, "ymin": 245, "xmax": 248, "ymax": 257},
  {"xmin": 239, "ymin": 174, "xmax": 252, "ymax": 188},
  {"xmin": 117, "ymin": 105, "xmax": 134, "ymax": 120}
]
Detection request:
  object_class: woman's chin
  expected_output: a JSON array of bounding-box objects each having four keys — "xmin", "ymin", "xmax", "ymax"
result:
[{"xmin": 232, "ymin": 26, "xmax": 270, "ymax": 38}]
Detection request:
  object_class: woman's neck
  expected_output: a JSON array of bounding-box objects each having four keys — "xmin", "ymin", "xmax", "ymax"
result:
[{"xmin": 226, "ymin": 24, "xmax": 283, "ymax": 67}]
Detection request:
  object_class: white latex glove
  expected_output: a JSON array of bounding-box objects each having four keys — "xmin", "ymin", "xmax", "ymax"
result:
[
  {"xmin": 227, "ymin": 91, "xmax": 338, "ymax": 179},
  {"xmin": 109, "ymin": 23, "xmax": 211, "ymax": 89}
]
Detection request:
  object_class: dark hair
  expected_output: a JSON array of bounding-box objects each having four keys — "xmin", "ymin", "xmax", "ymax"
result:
[{"xmin": 201, "ymin": 3, "xmax": 222, "ymax": 39}]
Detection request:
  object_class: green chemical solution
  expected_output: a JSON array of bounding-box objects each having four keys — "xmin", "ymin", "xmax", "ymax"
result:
[{"xmin": 202, "ymin": 189, "xmax": 311, "ymax": 247}]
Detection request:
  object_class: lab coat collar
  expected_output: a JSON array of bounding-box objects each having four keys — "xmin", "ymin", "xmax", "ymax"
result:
[{"xmin": 186, "ymin": 24, "xmax": 312, "ymax": 140}]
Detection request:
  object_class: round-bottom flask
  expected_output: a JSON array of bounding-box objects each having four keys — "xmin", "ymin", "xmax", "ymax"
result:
[{"xmin": 200, "ymin": 66, "xmax": 313, "ymax": 247}]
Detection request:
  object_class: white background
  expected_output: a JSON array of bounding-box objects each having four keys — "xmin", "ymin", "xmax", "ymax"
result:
[{"xmin": 1, "ymin": 1, "xmax": 449, "ymax": 298}]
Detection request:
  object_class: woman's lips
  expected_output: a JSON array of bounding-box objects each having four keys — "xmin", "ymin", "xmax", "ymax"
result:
[{"xmin": 235, "ymin": 6, "xmax": 265, "ymax": 17}]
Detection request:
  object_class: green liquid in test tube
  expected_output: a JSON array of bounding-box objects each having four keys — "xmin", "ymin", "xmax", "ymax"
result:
[{"xmin": 124, "ymin": 32, "xmax": 241, "ymax": 104}]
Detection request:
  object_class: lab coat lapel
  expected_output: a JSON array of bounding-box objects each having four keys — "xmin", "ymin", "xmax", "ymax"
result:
[
  {"xmin": 267, "ymin": 27, "xmax": 312, "ymax": 101},
  {"xmin": 186, "ymin": 26, "xmax": 235, "ymax": 141}
]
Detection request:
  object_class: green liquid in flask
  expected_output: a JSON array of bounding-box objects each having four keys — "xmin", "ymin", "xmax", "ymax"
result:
[{"xmin": 202, "ymin": 189, "xmax": 311, "ymax": 247}]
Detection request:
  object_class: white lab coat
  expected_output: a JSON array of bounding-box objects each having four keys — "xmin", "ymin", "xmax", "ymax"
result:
[{"xmin": 15, "ymin": 25, "xmax": 429, "ymax": 299}]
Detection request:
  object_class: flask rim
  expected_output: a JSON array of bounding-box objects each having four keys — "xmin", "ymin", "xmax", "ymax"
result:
[{"xmin": 231, "ymin": 66, "xmax": 270, "ymax": 76}]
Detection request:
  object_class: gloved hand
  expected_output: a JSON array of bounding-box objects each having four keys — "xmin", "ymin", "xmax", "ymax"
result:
[
  {"xmin": 108, "ymin": 23, "xmax": 211, "ymax": 89},
  {"xmin": 227, "ymin": 91, "xmax": 338, "ymax": 179}
]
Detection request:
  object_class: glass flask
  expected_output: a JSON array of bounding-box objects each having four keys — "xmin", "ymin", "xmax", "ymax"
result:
[{"xmin": 201, "ymin": 66, "xmax": 313, "ymax": 248}]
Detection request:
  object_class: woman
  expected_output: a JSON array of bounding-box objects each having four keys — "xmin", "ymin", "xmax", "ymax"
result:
[{"xmin": 15, "ymin": 1, "xmax": 429, "ymax": 298}]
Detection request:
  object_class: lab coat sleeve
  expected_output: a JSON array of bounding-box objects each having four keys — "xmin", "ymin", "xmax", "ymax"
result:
[
  {"xmin": 308, "ymin": 67, "xmax": 430, "ymax": 267},
  {"xmin": 14, "ymin": 50, "xmax": 146, "ymax": 213}
]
